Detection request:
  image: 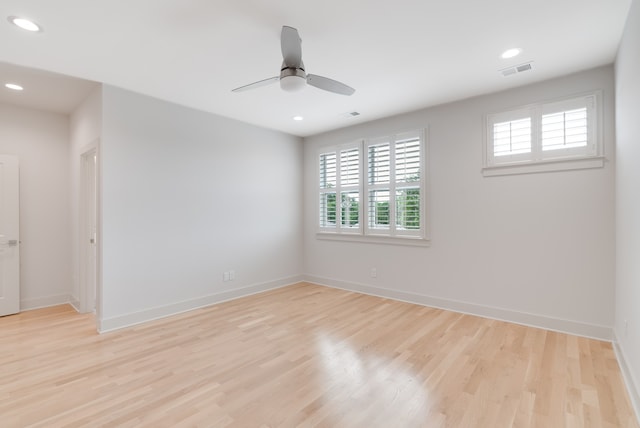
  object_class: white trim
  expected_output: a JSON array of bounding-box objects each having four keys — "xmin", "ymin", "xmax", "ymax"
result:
[
  {"xmin": 69, "ymin": 298, "xmax": 81, "ymax": 312},
  {"xmin": 613, "ymin": 332, "xmax": 640, "ymax": 424},
  {"xmin": 97, "ymin": 275, "xmax": 304, "ymax": 333},
  {"xmin": 303, "ymin": 275, "xmax": 612, "ymax": 341},
  {"xmin": 21, "ymin": 294, "xmax": 71, "ymax": 311},
  {"xmin": 316, "ymin": 232, "xmax": 430, "ymax": 247},
  {"xmin": 482, "ymin": 156, "xmax": 605, "ymax": 177}
]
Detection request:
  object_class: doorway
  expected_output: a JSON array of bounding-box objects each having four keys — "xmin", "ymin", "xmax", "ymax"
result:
[
  {"xmin": 79, "ymin": 145, "xmax": 99, "ymax": 315},
  {"xmin": 0, "ymin": 155, "xmax": 20, "ymax": 316}
]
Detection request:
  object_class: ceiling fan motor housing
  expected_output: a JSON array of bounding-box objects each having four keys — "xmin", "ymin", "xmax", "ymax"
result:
[{"xmin": 280, "ymin": 63, "xmax": 307, "ymax": 92}]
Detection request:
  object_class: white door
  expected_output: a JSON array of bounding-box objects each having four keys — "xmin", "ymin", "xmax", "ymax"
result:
[
  {"xmin": 80, "ymin": 148, "xmax": 97, "ymax": 313},
  {"xmin": 0, "ymin": 155, "xmax": 20, "ymax": 316}
]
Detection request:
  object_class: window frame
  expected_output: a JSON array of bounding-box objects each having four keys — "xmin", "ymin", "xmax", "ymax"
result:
[
  {"xmin": 316, "ymin": 129, "xmax": 430, "ymax": 246},
  {"xmin": 483, "ymin": 91, "xmax": 604, "ymax": 176}
]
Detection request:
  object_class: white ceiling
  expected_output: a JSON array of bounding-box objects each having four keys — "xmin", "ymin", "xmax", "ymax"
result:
[
  {"xmin": 0, "ymin": 0, "xmax": 632, "ymax": 137},
  {"xmin": 0, "ymin": 62, "xmax": 97, "ymax": 114}
]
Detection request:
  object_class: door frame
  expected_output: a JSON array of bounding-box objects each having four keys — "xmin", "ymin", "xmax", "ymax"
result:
[
  {"xmin": 78, "ymin": 141, "xmax": 101, "ymax": 319},
  {"xmin": 0, "ymin": 155, "xmax": 20, "ymax": 316}
]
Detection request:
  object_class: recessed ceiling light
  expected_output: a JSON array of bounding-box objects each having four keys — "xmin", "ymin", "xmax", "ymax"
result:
[
  {"xmin": 501, "ymin": 48, "xmax": 522, "ymax": 59},
  {"xmin": 7, "ymin": 16, "xmax": 42, "ymax": 32},
  {"xmin": 5, "ymin": 83, "xmax": 24, "ymax": 91},
  {"xmin": 293, "ymin": 116, "xmax": 304, "ymax": 121}
]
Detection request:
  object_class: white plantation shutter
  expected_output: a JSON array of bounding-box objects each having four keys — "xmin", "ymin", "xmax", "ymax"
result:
[
  {"xmin": 319, "ymin": 152, "xmax": 336, "ymax": 188},
  {"xmin": 395, "ymin": 136, "xmax": 421, "ymax": 182},
  {"xmin": 486, "ymin": 108, "xmax": 533, "ymax": 165},
  {"xmin": 318, "ymin": 144, "xmax": 362, "ymax": 233},
  {"xmin": 318, "ymin": 130, "xmax": 427, "ymax": 242},
  {"xmin": 540, "ymin": 95, "xmax": 596, "ymax": 159},
  {"xmin": 368, "ymin": 189, "xmax": 390, "ymax": 230},
  {"xmin": 339, "ymin": 148, "xmax": 360, "ymax": 230},
  {"xmin": 340, "ymin": 191, "xmax": 359, "ymax": 228},
  {"xmin": 367, "ymin": 140, "xmax": 391, "ymax": 231},
  {"xmin": 365, "ymin": 131, "xmax": 424, "ymax": 238},
  {"xmin": 542, "ymin": 108, "xmax": 587, "ymax": 150},
  {"xmin": 340, "ymin": 148, "xmax": 359, "ymax": 186},
  {"xmin": 396, "ymin": 188, "xmax": 420, "ymax": 230},
  {"xmin": 484, "ymin": 92, "xmax": 600, "ymax": 173},
  {"xmin": 319, "ymin": 152, "xmax": 337, "ymax": 228},
  {"xmin": 394, "ymin": 133, "xmax": 421, "ymax": 234},
  {"xmin": 368, "ymin": 143, "xmax": 390, "ymax": 184},
  {"xmin": 319, "ymin": 192, "xmax": 336, "ymax": 227},
  {"xmin": 493, "ymin": 118, "xmax": 531, "ymax": 157}
]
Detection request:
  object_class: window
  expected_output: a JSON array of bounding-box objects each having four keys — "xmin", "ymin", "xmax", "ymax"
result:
[
  {"xmin": 318, "ymin": 130, "xmax": 428, "ymax": 244},
  {"xmin": 319, "ymin": 144, "xmax": 360, "ymax": 233},
  {"xmin": 490, "ymin": 109, "xmax": 532, "ymax": 162},
  {"xmin": 483, "ymin": 92, "xmax": 603, "ymax": 176}
]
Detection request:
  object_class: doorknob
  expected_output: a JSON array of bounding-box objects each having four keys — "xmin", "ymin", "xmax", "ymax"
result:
[{"xmin": 0, "ymin": 236, "xmax": 17, "ymax": 247}]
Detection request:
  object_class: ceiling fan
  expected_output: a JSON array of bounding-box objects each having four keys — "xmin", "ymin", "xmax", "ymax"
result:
[{"xmin": 232, "ymin": 26, "xmax": 355, "ymax": 96}]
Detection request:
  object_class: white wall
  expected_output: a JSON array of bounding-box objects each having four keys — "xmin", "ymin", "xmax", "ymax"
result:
[
  {"xmin": 0, "ymin": 103, "xmax": 72, "ymax": 309},
  {"xmin": 99, "ymin": 86, "xmax": 303, "ymax": 330},
  {"xmin": 303, "ymin": 66, "xmax": 616, "ymax": 339},
  {"xmin": 615, "ymin": 0, "xmax": 640, "ymax": 415},
  {"xmin": 69, "ymin": 85, "xmax": 102, "ymax": 307}
]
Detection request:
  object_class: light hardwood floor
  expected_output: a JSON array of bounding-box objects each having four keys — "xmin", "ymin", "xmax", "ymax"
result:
[{"xmin": 0, "ymin": 283, "xmax": 637, "ymax": 427}]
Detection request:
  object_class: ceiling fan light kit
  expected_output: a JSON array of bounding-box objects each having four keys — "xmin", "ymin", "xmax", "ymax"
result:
[
  {"xmin": 279, "ymin": 68, "xmax": 307, "ymax": 92},
  {"xmin": 233, "ymin": 26, "xmax": 355, "ymax": 96}
]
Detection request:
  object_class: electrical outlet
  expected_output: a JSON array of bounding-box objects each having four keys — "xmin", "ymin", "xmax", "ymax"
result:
[
  {"xmin": 370, "ymin": 268, "xmax": 377, "ymax": 278},
  {"xmin": 229, "ymin": 270, "xmax": 235, "ymax": 281},
  {"xmin": 223, "ymin": 271, "xmax": 230, "ymax": 282}
]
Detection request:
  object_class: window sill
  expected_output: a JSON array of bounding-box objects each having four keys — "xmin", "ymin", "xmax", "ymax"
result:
[
  {"xmin": 316, "ymin": 232, "xmax": 431, "ymax": 247},
  {"xmin": 482, "ymin": 156, "xmax": 605, "ymax": 177}
]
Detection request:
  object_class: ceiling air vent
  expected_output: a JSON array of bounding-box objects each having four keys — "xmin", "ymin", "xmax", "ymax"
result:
[{"xmin": 500, "ymin": 61, "xmax": 533, "ymax": 77}]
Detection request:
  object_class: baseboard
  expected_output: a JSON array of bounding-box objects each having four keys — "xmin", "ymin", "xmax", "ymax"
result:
[
  {"xmin": 98, "ymin": 275, "xmax": 304, "ymax": 333},
  {"xmin": 613, "ymin": 332, "xmax": 640, "ymax": 424},
  {"xmin": 21, "ymin": 294, "xmax": 71, "ymax": 311},
  {"xmin": 69, "ymin": 297, "xmax": 81, "ymax": 312},
  {"xmin": 303, "ymin": 275, "xmax": 612, "ymax": 341}
]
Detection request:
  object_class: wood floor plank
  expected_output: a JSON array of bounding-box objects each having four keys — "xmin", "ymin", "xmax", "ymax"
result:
[{"xmin": 0, "ymin": 282, "xmax": 637, "ymax": 427}]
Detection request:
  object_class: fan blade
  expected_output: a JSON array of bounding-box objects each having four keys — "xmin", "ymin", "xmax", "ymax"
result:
[
  {"xmin": 232, "ymin": 76, "xmax": 279, "ymax": 92},
  {"xmin": 307, "ymin": 74, "xmax": 355, "ymax": 96},
  {"xmin": 281, "ymin": 26, "xmax": 302, "ymax": 68}
]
